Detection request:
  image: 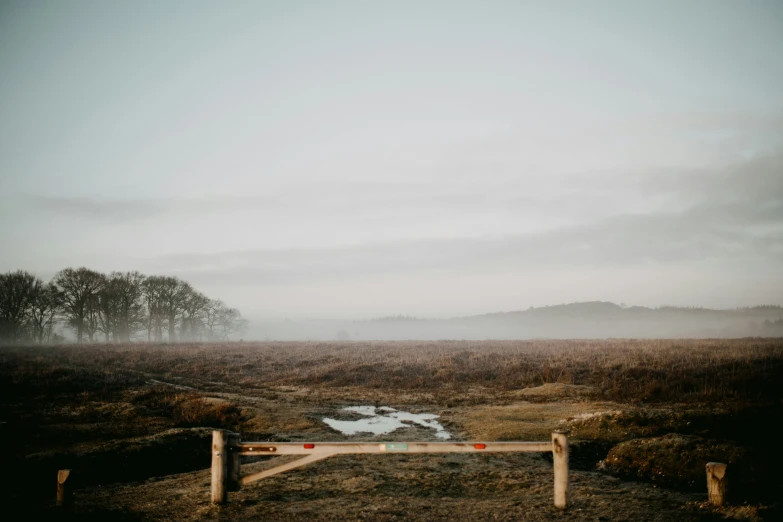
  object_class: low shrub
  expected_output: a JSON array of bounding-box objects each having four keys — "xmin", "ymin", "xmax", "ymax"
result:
[{"xmin": 132, "ymin": 388, "xmax": 244, "ymax": 429}]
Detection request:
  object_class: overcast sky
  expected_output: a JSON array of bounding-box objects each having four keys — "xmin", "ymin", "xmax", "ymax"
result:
[{"xmin": 1, "ymin": 1, "xmax": 782, "ymax": 319}]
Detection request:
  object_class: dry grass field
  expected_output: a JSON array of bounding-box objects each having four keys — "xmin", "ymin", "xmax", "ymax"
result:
[{"xmin": 2, "ymin": 339, "xmax": 782, "ymax": 520}]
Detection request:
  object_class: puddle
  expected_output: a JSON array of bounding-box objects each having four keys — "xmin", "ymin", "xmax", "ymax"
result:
[{"xmin": 323, "ymin": 406, "xmax": 451, "ymax": 439}]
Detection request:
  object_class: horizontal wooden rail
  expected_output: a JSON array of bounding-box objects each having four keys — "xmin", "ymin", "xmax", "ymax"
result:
[
  {"xmin": 236, "ymin": 441, "xmax": 553, "ymax": 456},
  {"xmin": 211, "ymin": 430, "xmax": 570, "ymax": 509}
]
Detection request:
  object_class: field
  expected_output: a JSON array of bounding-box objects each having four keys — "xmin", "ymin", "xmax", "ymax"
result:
[{"xmin": 2, "ymin": 339, "xmax": 782, "ymax": 521}]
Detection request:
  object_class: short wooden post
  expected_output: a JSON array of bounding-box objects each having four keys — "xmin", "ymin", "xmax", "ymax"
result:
[
  {"xmin": 552, "ymin": 431, "xmax": 569, "ymax": 509},
  {"xmin": 211, "ymin": 430, "xmax": 229, "ymax": 504},
  {"xmin": 227, "ymin": 432, "xmax": 241, "ymax": 492},
  {"xmin": 706, "ymin": 462, "xmax": 727, "ymax": 506},
  {"xmin": 56, "ymin": 469, "xmax": 72, "ymax": 507}
]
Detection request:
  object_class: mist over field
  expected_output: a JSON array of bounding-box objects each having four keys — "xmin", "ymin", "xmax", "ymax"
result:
[{"xmin": 246, "ymin": 302, "xmax": 783, "ymax": 341}]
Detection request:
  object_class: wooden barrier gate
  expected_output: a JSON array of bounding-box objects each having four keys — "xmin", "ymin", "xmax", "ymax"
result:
[{"xmin": 211, "ymin": 430, "xmax": 570, "ymax": 509}]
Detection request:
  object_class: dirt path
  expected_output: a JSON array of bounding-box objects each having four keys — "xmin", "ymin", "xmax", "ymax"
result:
[{"xmin": 64, "ymin": 452, "xmax": 722, "ymax": 521}]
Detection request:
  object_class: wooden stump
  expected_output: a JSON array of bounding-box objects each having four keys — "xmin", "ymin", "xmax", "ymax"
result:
[
  {"xmin": 211, "ymin": 430, "xmax": 229, "ymax": 504},
  {"xmin": 227, "ymin": 432, "xmax": 241, "ymax": 492},
  {"xmin": 552, "ymin": 431, "xmax": 569, "ymax": 509},
  {"xmin": 706, "ymin": 462, "xmax": 727, "ymax": 506},
  {"xmin": 56, "ymin": 469, "xmax": 72, "ymax": 507}
]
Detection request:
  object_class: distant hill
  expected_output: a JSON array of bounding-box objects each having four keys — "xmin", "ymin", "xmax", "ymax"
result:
[{"xmin": 247, "ymin": 302, "xmax": 783, "ymax": 340}]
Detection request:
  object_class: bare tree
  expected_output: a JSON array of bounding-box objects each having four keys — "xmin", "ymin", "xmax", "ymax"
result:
[
  {"xmin": 204, "ymin": 299, "xmax": 225, "ymax": 340},
  {"xmin": 0, "ymin": 270, "xmax": 39, "ymax": 343},
  {"xmin": 180, "ymin": 289, "xmax": 209, "ymax": 341},
  {"xmin": 99, "ymin": 271, "xmax": 146, "ymax": 342},
  {"xmin": 215, "ymin": 305, "xmax": 248, "ymax": 341},
  {"xmin": 29, "ymin": 281, "xmax": 61, "ymax": 344},
  {"xmin": 54, "ymin": 267, "xmax": 105, "ymax": 343},
  {"xmin": 142, "ymin": 276, "xmax": 166, "ymax": 341},
  {"xmin": 84, "ymin": 290, "xmax": 103, "ymax": 342},
  {"xmin": 114, "ymin": 271, "xmax": 147, "ymax": 342},
  {"xmin": 143, "ymin": 276, "xmax": 189, "ymax": 342},
  {"xmin": 97, "ymin": 284, "xmax": 118, "ymax": 342},
  {"xmin": 164, "ymin": 278, "xmax": 190, "ymax": 342}
]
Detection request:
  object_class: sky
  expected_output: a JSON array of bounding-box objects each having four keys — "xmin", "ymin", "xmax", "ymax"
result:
[{"xmin": 1, "ymin": 0, "xmax": 782, "ymax": 319}]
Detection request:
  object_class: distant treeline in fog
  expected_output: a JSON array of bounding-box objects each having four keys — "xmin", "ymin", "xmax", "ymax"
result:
[{"xmin": 0, "ymin": 268, "xmax": 247, "ymax": 344}]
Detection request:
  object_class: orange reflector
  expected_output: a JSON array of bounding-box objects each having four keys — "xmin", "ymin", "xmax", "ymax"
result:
[
  {"xmin": 474, "ymin": 444, "xmax": 486, "ymax": 450},
  {"xmin": 304, "ymin": 444, "xmax": 315, "ymax": 449}
]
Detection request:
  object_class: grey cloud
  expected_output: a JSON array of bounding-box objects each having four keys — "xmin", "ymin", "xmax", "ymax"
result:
[
  {"xmin": 13, "ymin": 183, "xmax": 572, "ymax": 228},
  {"xmin": 15, "ymin": 151, "xmax": 783, "ymax": 233},
  {"xmin": 635, "ymin": 154, "xmax": 783, "ymax": 202},
  {"xmin": 140, "ymin": 154, "xmax": 783, "ymax": 286},
  {"xmin": 20, "ymin": 195, "xmax": 164, "ymax": 220},
  {"xmin": 17, "ymin": 194, "xmax": 277, "ymax": 221},
  {"xmin": 158, "ymin": 204, "xmax": 783, "ymax": 287}
]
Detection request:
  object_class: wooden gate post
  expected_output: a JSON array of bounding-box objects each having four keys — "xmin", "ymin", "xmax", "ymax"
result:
[
  {"xmin": 706, "ymin": 462, "xmax": 727, "ymax": 506},
  {"xmin": 552, "ymin": 431, "xmax": 569, "ymax": 509},
  {"xmin": 56, "ymin": 469, "xmax": 72, "ymax": 507},
  {"xmin": 211, "ymin": 430, "xmax": 229, "ymax": 504},
  {"xmin": 227, "ymin": 432, "xmax": 241, "ymax": 492}
]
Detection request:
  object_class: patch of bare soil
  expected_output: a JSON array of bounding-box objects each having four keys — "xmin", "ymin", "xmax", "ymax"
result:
[
  {"xmin": 514, "ymin": 383, "xmax": 600, "ymax": 399},
  {"xmin": 456, "ymin": 401, "xmax": 621, "ymax": 440}
]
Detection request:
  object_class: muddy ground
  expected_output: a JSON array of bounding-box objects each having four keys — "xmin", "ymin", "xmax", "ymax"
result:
[{"xmin": 2, "ymin": 341, "xmax": 781, "ymax": 521}]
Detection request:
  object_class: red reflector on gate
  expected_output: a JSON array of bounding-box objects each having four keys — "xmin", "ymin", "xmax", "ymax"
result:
[
  {"xmin": 304, "ymin": 444, "xmax": 315, "ymax": 449},
  {"xmin": 474, "ymin": 444, "xmax": 486, "ymax": 450}
]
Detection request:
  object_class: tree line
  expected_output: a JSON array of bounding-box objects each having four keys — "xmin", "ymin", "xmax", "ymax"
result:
[{"xmin": 0, "ymin": 267, "xmax": 247, "ymax": 344}]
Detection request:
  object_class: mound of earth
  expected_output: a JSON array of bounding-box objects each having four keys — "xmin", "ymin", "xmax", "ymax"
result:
[
  {"xmin": 515, "ymin": 382, "xmax": 599, "ymax": 398},
  {"xmin": 21, "ymin": 428, "xmax": 215, "ymax": 496},
  {"xmin": 39, "ymin": 427, "xmax": 215, "ymax": 458},
  {"xmin": 599, "ymin": 434, "xmax": 754, "ymax": 491}
]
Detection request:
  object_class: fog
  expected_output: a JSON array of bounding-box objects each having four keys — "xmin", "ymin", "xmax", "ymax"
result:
[
  {"xmin": 1, "ymin": 1, "xmax": 782, "ymax": 329},
  {"xmin": 243, "ymin": 303, "xmax": 783, "ymax": 341}
]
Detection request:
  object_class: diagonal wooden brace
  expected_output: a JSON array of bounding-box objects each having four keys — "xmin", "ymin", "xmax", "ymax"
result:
[{"xmin": 240, "ymin": 452, "xmax": 334, "ymax": 485}]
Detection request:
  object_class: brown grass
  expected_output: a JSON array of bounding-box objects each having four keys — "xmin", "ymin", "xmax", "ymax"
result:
[{"xmin": 3, "ymin": 338, "xmax": 782, "ymax": 402}]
